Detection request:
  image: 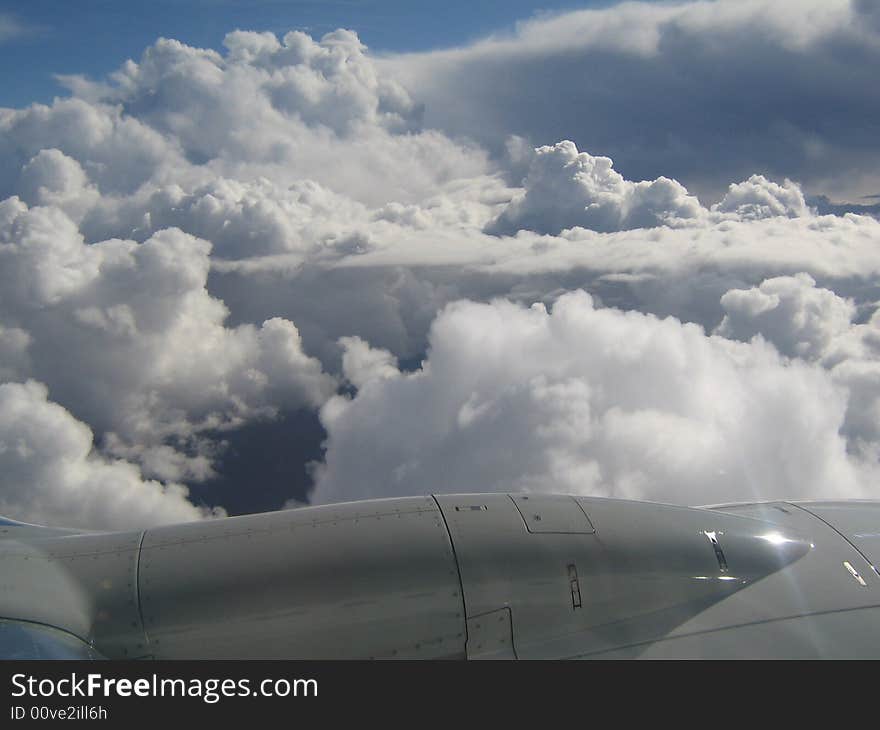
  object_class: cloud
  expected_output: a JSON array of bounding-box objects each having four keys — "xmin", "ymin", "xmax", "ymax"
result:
[
  {"xmin": 385, "ymin": 0, "xmax": 880, "ymax": 203},
  {"xmin": 0, "ymin": 380, "xmax": 222, "ymax": 530},
  {"xmin": 0, "ymin": 97, "xmax": 185, "ymax": 198},
  {"xmin": 313, "ymin": 291, "xmax": 870, "ymax": 507},
  {"xmin": 206, "ymin": 194, "xmax": 880, "ymax": 371},
  {"xmin": 0, "ymin": 324, "xmax": 30, "ymax": 382},
  {"xmin": 82, "ymin": 176, "xmax": 369, "ymax": 258},
  {"xmin": 485, "ymin": 142, "xmax": 819, "ymax": 236},
  {"xmin": 713, "ymin": 175, "xmax": 813, "ymax": 220},
  {"xmin": 16, "ymin": 148, "xmax": 100, "ymax": 223},
  {"xmin": 715, "ymin": 273, "xmax": 855, "ymax": 359},
  {"xmin": 38, "ymin": 29, "xmax": 488, "ymax": 207},
  {"xmin": 339, "ymin": 336, "xmax": 400, "ymax": 389},
  {"xmin": 485, "ymin": 140, "xmax": 704, "ymax": 235},
  {"xmin": 713, "ymin": 273, "xmax": 880, "ymax": 462},
  {"xmin": 0, "ymin": 14, "xmax": 29, "ymax": 44},
  {"xmin": 2, "ymin": 11, "xmax": 880, "ymax": 526},
  {"xmin": 0, "ymin": 198, "xmax": 336, "ymax": 485}
]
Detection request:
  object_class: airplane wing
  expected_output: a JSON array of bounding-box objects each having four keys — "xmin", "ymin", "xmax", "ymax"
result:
[{"xmin": 0, "ymin": 494, "xmax": 877, "ymax": 659}]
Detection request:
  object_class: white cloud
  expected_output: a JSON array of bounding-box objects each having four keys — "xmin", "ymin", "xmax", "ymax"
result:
[
  {"xmin": 0, "ymin": 199, "xmax": 336, "ymax": 488},
  {"xmin": 339, "ymin": 336, "xmax": 399, "ymax": 389},
  {"xmin": 385, "ymin": 0, "xmax": 880, "ymax": 203},
  {"xmin": 0, "ymin": 380, "xmax": 222, "ymax": 530},
  {"xmin": 716, "ymin": 273, "xmax": 855, "ymax": 359},
  {"xmin": 713, "ymin": 273, "xmax": 880, "ymax": 463},
  {"xmin": 41, "ymin": 30, "xmax": 489, "ymax": 207},
  {"xmin": 713, "ymin": 175, "xmax": 813, "ymax": 220},
  {"xmin": 81, "ymin": 175, "xmax": 369, "ymax": 258},
  {"xmin": 2, "ymin": 10, "xmax": 880, "ymax": 526},
  {"xmin": 16, "ymin": 148, "xmax": 100, "ymax": 223},
  {"xmin": 486, "ymin": 140, "xmax": 705, "ymax": 235},
  {"xmin": 313, "ymin": 291, "xmax": 870, "ymax": 507},
  {"xmin": 0, "ymin": 97, "xmax": 186, "ymax": 198}
]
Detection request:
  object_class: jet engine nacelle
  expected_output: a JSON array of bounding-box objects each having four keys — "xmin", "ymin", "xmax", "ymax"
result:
[{"xmin": 2, "ymin": 493, "xmax": 853, "ymax": 659}]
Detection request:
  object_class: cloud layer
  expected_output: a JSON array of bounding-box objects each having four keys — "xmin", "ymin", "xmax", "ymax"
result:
[
  {"xmin": 1, "ymin": 1, "xmax": 879, "ymax": 527},
  {"xmin": 386, "ymin": 0, "xmax": 880, "ymax": 203},
  {"xmin": 0, "ymin": 380, "xmax": 220, "ymax": 530},
  {"xmin": 486, "ymin": 141, "xmax": 704, "ymax": 235},
  {"xmin": 313, "ymin": 292, "xmax": 869, "ymax": 507}
]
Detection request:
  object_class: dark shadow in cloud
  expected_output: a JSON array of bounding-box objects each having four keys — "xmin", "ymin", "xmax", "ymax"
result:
[
  {"xmin": 809, "ymin": 195, "xmax": 880, "ymax": 220},
  {"xmin": 189, "ymin": 408, "xmax": 327, "ymax": 516},
  {"xmin": 392, "ymin": 1, "xmax": 880, "ymax": 202}
]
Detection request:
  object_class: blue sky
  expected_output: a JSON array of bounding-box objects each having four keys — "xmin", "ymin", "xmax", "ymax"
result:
[{"xmin": 0, "ymin": 0, "xmax": 639, "ymax": 108}]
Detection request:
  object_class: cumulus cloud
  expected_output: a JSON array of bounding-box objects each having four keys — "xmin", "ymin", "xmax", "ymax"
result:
[
  {"xmin": 0, "ymin": 198, "xmax": 336, "ymax": 489},
  {"xmin": 82, "ymin": 176, "xmax": 368, "ymax": 258},
  {"xmin": 31, "ymin": 29, "xmax": 488, "ymax": 208},
  {"xmin": 2, "ymin": 7, "xmax": 880, "ymax": 526},
  {"xmin": 106, "ymin": 29, "xmax": 420, "ymax": 148},
  {"xmin": 386, "ymin": 0, "xmax": 880, "ymax": 203},
  {"xmin": 713, "ymin": 273, "xmax": 880, "ymax": 462},
  {"xmin": 716, "ymin": 273, "xmax": 855, "ymax": 359},
  {"xmin": 0, "ymin": 381, "xmax": 222, "ymax": 530},
  {"xmin": 205, "ymin": 195, "xmax": 880, "ymax": 372},
  {"xmin": 16, "ymin": 149, "xmax": 99, "ymax": 223},
  {"xmin": 339, "ymin": 336, "xmax": 400, "ymax": 389},
  {"xmin": 486, "ymin": 140, "xmax": 704, "ymax": 235},
  {"xmin": 485, "ymin": 142, "xmax": 820, "ymax": 237},
  {"xmin": 713, "ymin": 175, "xmax": 813, "ymax": 220},
  {"xmin": 0, "ymin": 97, "xmax": 185, "ymax": 198},
  {"xmin": 313, "ymin": 292, "xmax": 869, "ymax": 506}
]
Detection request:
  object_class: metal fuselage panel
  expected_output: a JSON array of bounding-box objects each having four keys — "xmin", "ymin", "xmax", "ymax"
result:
[
  {"xmin": 1, "ymin": 494, "xmax": 878, "ymax": 659},
  {"xmin": 434, "ymin": 494, "xmax": 813, "ymax": 659},
  {"xmin": 138, "ymin": 496, "xmax": 465, "ymax": 659},
  {"xmin": 0, "ymin": 530, "xmax": 145, "ymax": 657},
  {"xmin": 645, "ymin": 500, "xmax": 880, "ymax": 659},
  {"xmin": 791, "ymin": 501, "xmax": 880, "ymax": 570}
]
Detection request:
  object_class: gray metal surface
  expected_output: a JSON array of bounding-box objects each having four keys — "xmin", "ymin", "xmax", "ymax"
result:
[
  {"xmin": 1, "ymin": 493, "xmax": 878, "ymax": 659},
  {"xmin": 138, "ymin": 496, "xmax": 465, "ymax": 658},
  {"xmin": 0, "ymin": 529, "xmax": 145, "ymax": 657},
  {"xmin": 792, "ymin": 501, "xmax": 880, "ymax": 571},
  {"xmin": 509, "ymin": 494, "xmax": 595, "ymax": 534},
  {"xmin": 434, "ymin": 494, "xmax": 810, "ymax": 659},
  {"xmin": 466, "ymin": 608, "xmax": 516, "ymax": 659},
  {"xmin": 657, "ymin": 501, "xmax": 880, "ymax": 658},
  {"xmin": 583, "ymin": 607, "xmax": 880, "ymax": 659}
]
